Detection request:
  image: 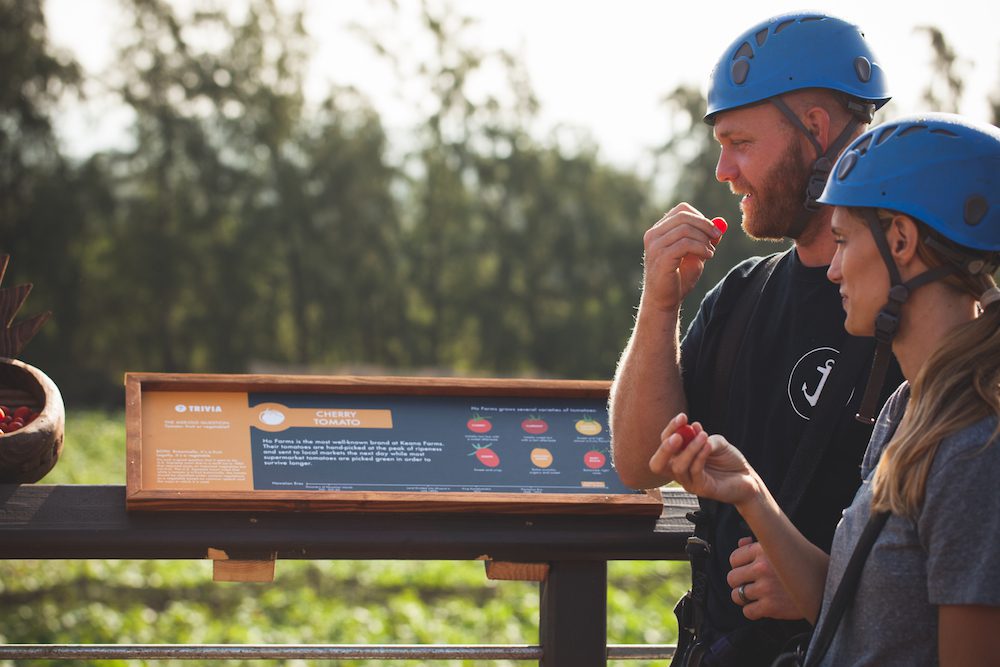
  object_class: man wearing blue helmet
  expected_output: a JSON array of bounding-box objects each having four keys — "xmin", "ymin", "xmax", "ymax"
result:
[
  {"xmin": 610, "ymin": 12, "xmax": 903, "ymax": 666},
  {"xmin": 655, "ymin": 113, "xmax": 1000, "ymax": 665}
]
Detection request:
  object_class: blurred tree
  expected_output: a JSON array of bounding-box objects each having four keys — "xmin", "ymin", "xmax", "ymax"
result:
[
  {"xmin": 362, "ymin": 2, "xmax": 660, "ymax": 379},
  {"xmin": 80, "ymin": 0, "xmax": 403, "ymax": 384},
  {"xmin": 917, "ymin": 26, "xmax": 965, "ymax": 113},
  {"xmin": 0, "ymin": 0, "xmax": 93, "ymax": 394},
  {"xmin": 0, "ymin": 0, "xmax": 80, "ymax": 226}
]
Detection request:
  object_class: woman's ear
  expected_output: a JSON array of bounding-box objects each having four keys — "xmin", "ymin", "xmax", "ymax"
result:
[{"xmin": 886, "ymin": 214, "xmax": 920, "ymax": 265}]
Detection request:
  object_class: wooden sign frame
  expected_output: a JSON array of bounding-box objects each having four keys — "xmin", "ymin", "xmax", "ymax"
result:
[{"xmin": 125, "ymin": 373, "xmax": 662, "ymax": 515}]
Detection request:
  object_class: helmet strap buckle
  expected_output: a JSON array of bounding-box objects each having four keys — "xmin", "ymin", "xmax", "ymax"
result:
[{"xmin": 804, "ymin": 157, "xmax": 835, "ymax": 211}]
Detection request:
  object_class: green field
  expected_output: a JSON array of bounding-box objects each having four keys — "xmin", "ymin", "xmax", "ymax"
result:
[{"xmin": 0, "ymin": 411, "xmax": 689, "ymax": 666}]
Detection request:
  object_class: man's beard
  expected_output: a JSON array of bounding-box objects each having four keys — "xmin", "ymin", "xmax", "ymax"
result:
[{"xmin": 734, "ymin": 140, "xmax": 813, "ymax": 240}]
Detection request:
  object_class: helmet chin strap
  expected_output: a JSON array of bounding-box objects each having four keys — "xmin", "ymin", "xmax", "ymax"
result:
[
  {"xmin": 854, "ymin": 209, "xmax": 955, "ymax": 424},
  {"xmin": 770, "ymin": 97, "xmax": 875, "ymax": 239}
]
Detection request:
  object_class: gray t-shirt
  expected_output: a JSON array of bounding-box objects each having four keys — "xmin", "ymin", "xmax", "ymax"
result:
[{"xmin": 809, "ymin": 382, "xmax": 1000, "ymax": 666}]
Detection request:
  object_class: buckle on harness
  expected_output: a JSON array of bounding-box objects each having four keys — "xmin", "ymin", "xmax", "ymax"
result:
[{"xmin": 686, "ymin": 536, "xmax": 712, "ymax": 559}]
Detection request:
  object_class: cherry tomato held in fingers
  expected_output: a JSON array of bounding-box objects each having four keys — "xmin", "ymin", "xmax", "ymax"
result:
[
  {"xmin": 676, "ymin": 424, "xmax": 697, "ymax": 448},
  {"xmin": 710, "ymin": 217, "xmax": 728, "ymax": 245}
]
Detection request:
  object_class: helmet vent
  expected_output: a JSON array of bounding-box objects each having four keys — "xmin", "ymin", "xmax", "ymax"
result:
[
  {"xmin": 931, "ymin": 128, "xmax": 960, "ymax": 138},
  {"xmin": 837, "ymin": 151, "xmax": 859, "ymax": 179},
  {"xmin": 854, "ymin": 134, "xmax": 875, "ymax": 155},
  {"xmin": 755, "ymin": 28, "xmax": 769, "ymax": 46},
  {"xmin": 875, "ymin": 125, "xmax": 899, "ymax": 145},
  {"xmin": 734, "ymin": 42, "xmax": 754, "ymax": 59},
  {"xmin": 800, "ymin": 15, "xmax": 824, "ymax": 23},
  {"xmin": 731, "ymin": 60, "xmax": 750, "ymax": 85},
  {"xmin": 964, "ymin": 196, "xmax": 988, "ymax": 226},
  {"xmin": 897, "ymin": 124, "xmax": 928, "ymax": 138},
  {"xmin": 854, "ymin": 56, "xmax": 872, "ymax": 83},
  {"xmin": 774, "ymin": 19, "xmax": 795, "ymax": 34}
]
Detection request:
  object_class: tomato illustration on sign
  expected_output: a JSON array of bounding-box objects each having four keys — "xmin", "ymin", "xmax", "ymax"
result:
[
  {"xmin": 466, "ymin": 415, "xmax": 492, "ymax": 433},
  {"xmin": 574, "ymin": 418, "xmax": 603, "ymax": 436},
  {"xmin": 521, "ymin": 416, "xmax": 548, "ymax": 434},
  {"xmin": 583, "ymin": 450, "xmax": 607, "ymax": 469},
  {"xmin": 530, "ymin": 447, "xmax": 553, "ymax": 468},
  {"xmin": 470, "ymin": 444, "xmax": 500, "ymax": 467}
]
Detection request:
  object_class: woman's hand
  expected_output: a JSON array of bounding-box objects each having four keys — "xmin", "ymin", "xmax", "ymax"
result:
[
  {"xmin": 649, "ymin": 413, "xmax": 761, "ymax": 507},
  {"xmin": 728, "ymin": 537, "xmax": 804, "ymax": 620}
]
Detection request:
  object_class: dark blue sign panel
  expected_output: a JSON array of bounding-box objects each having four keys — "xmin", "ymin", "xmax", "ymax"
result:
[{"xmin": 247, "ymin": 393, "xmax": 637, "ymax": 495}]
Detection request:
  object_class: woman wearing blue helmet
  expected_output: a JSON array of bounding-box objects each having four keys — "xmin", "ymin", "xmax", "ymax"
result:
[{"xmin": 653, "ymin": 113, "xmax": 1000, "ymax": 665}]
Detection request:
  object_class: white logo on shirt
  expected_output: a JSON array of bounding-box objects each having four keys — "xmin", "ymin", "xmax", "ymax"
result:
[{"xmin": 787, "ymin": 347, "xmax": 854, "ymax": 419}]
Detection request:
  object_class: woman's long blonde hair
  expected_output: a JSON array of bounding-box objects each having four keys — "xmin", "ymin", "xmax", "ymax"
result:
[{"xmin": 868, "ymin": 212, "xmax": 1000, "ymax": 518}]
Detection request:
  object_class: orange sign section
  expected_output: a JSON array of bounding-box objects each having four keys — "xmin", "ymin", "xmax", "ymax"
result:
[
  {"xmin": 140, "ymin": 392, "xmax": 394, "ymax": 491},
  {"xmin": 252, "ymin": 402, "xmax": 393, "ymax": 432},
  {"xmin": 141, "ymin": 392, "xmax": 253, "ymax": 491}
]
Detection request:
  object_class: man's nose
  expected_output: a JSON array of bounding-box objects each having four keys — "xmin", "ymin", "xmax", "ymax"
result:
[{"xmin": 715, "ymin": 148, "xmax": 737, "ymax": 184}]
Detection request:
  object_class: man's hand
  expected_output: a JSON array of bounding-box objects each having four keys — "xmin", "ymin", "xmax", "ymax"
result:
[
  {"xmin": 640, "ymin": 203, "xmax": 724, "ymax": 313},
  {"xmin": 727, "ymin": 537, "xmax": 805, "ymax": 621}
]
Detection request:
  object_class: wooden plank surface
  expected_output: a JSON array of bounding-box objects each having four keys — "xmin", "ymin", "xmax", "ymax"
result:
[
  {"xmin": 126, "ymin": 373, "xmax": 611, "ymax": 398},
  {"xmin": 0, "ymin": 484, "xmax": 695, "ymax": 561}
]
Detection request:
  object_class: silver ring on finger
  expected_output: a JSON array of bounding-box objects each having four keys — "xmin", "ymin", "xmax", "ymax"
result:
[{"xmin": 737, "ymin": 583, "xmax": 751, "ymax": 605}]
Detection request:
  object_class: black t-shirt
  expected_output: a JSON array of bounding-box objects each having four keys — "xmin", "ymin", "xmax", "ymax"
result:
[{"xmin": 680, "ymin": 249, "xmax": 903, "ymax": 650}]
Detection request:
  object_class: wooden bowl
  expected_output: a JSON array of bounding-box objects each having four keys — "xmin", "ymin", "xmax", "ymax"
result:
[{"xmin": 0, "ymin": 358, "xmax": 65, "ymax": 483}]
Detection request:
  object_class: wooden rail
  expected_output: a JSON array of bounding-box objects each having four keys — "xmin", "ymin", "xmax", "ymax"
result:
[{"xmin": 0, "ymin": 484, "xmax": 697, "ymax": 666}]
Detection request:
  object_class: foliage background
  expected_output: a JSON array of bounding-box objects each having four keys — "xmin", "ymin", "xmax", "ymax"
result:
[{"xmin": 1, "ymin": 0, "xmax": 995, "ymax": 664}]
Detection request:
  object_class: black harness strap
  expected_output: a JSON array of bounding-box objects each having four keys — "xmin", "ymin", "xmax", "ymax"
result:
[
  {"xmin": 803, "ymin": 511, "xmax": 890, "ymax": 666},
  {"xmin": 671, "ymin": 252, "xmax": 785, "ymax": 667}
]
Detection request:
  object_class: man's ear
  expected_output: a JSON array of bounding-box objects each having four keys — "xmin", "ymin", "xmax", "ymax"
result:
[
  {"xmin": 800, "ymin": 106, "xmax": 832, "ymax": 151},
  {"xmin": 886, "ymin": 214, "xmax": 920, "ymax": 265}
]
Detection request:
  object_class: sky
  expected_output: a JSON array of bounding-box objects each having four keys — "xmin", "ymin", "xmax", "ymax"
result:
[{"xmin": 45, "ymin": 0, "xmax": 1000, "ymax": 169}]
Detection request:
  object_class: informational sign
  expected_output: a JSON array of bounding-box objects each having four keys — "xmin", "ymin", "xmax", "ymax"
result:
[{"xmin": 125, "ymin": 374, "xmax": 662, "ymax": 515}]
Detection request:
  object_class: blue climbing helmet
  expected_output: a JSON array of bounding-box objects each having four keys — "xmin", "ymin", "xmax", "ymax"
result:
[
  {"xmin": 819, "ymin": 113, "xmax": 1000, "ymax": 251},
  {"xmin": 705, "ymin": 12, "xmax": 891, "ymax": 124},
  {"xmin": 819, "ymin": 113, "xmax": 1000, "ymax": 424},
  {"xmin": 704, "ymin": 12, "xmax": 891, "ymax": 238}
]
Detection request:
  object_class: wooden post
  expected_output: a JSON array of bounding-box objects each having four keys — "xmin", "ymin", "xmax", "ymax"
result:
[
  {"xmin": 484, "ymin": 560, "xmax": 549, "ymax": 582},
  {"xmin": 208, "ymin": 548, "xmax": 276, "ymax": 583},
  {"xmin": 539, "ymin": 560, "xmax": 606, "ymax": 667}
]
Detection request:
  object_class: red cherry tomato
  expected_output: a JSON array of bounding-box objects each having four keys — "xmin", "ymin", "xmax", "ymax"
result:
[
  {"xmin": 676, "ymin": 424, "xmax": 697, "ymax": 447},
  {"xmin": 13, "ymin": 406, "xmax": 31, "ymax": 420},
  {"xmin": 711, "ymin": 217, "xmax": 728, "ymax": 235}
]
